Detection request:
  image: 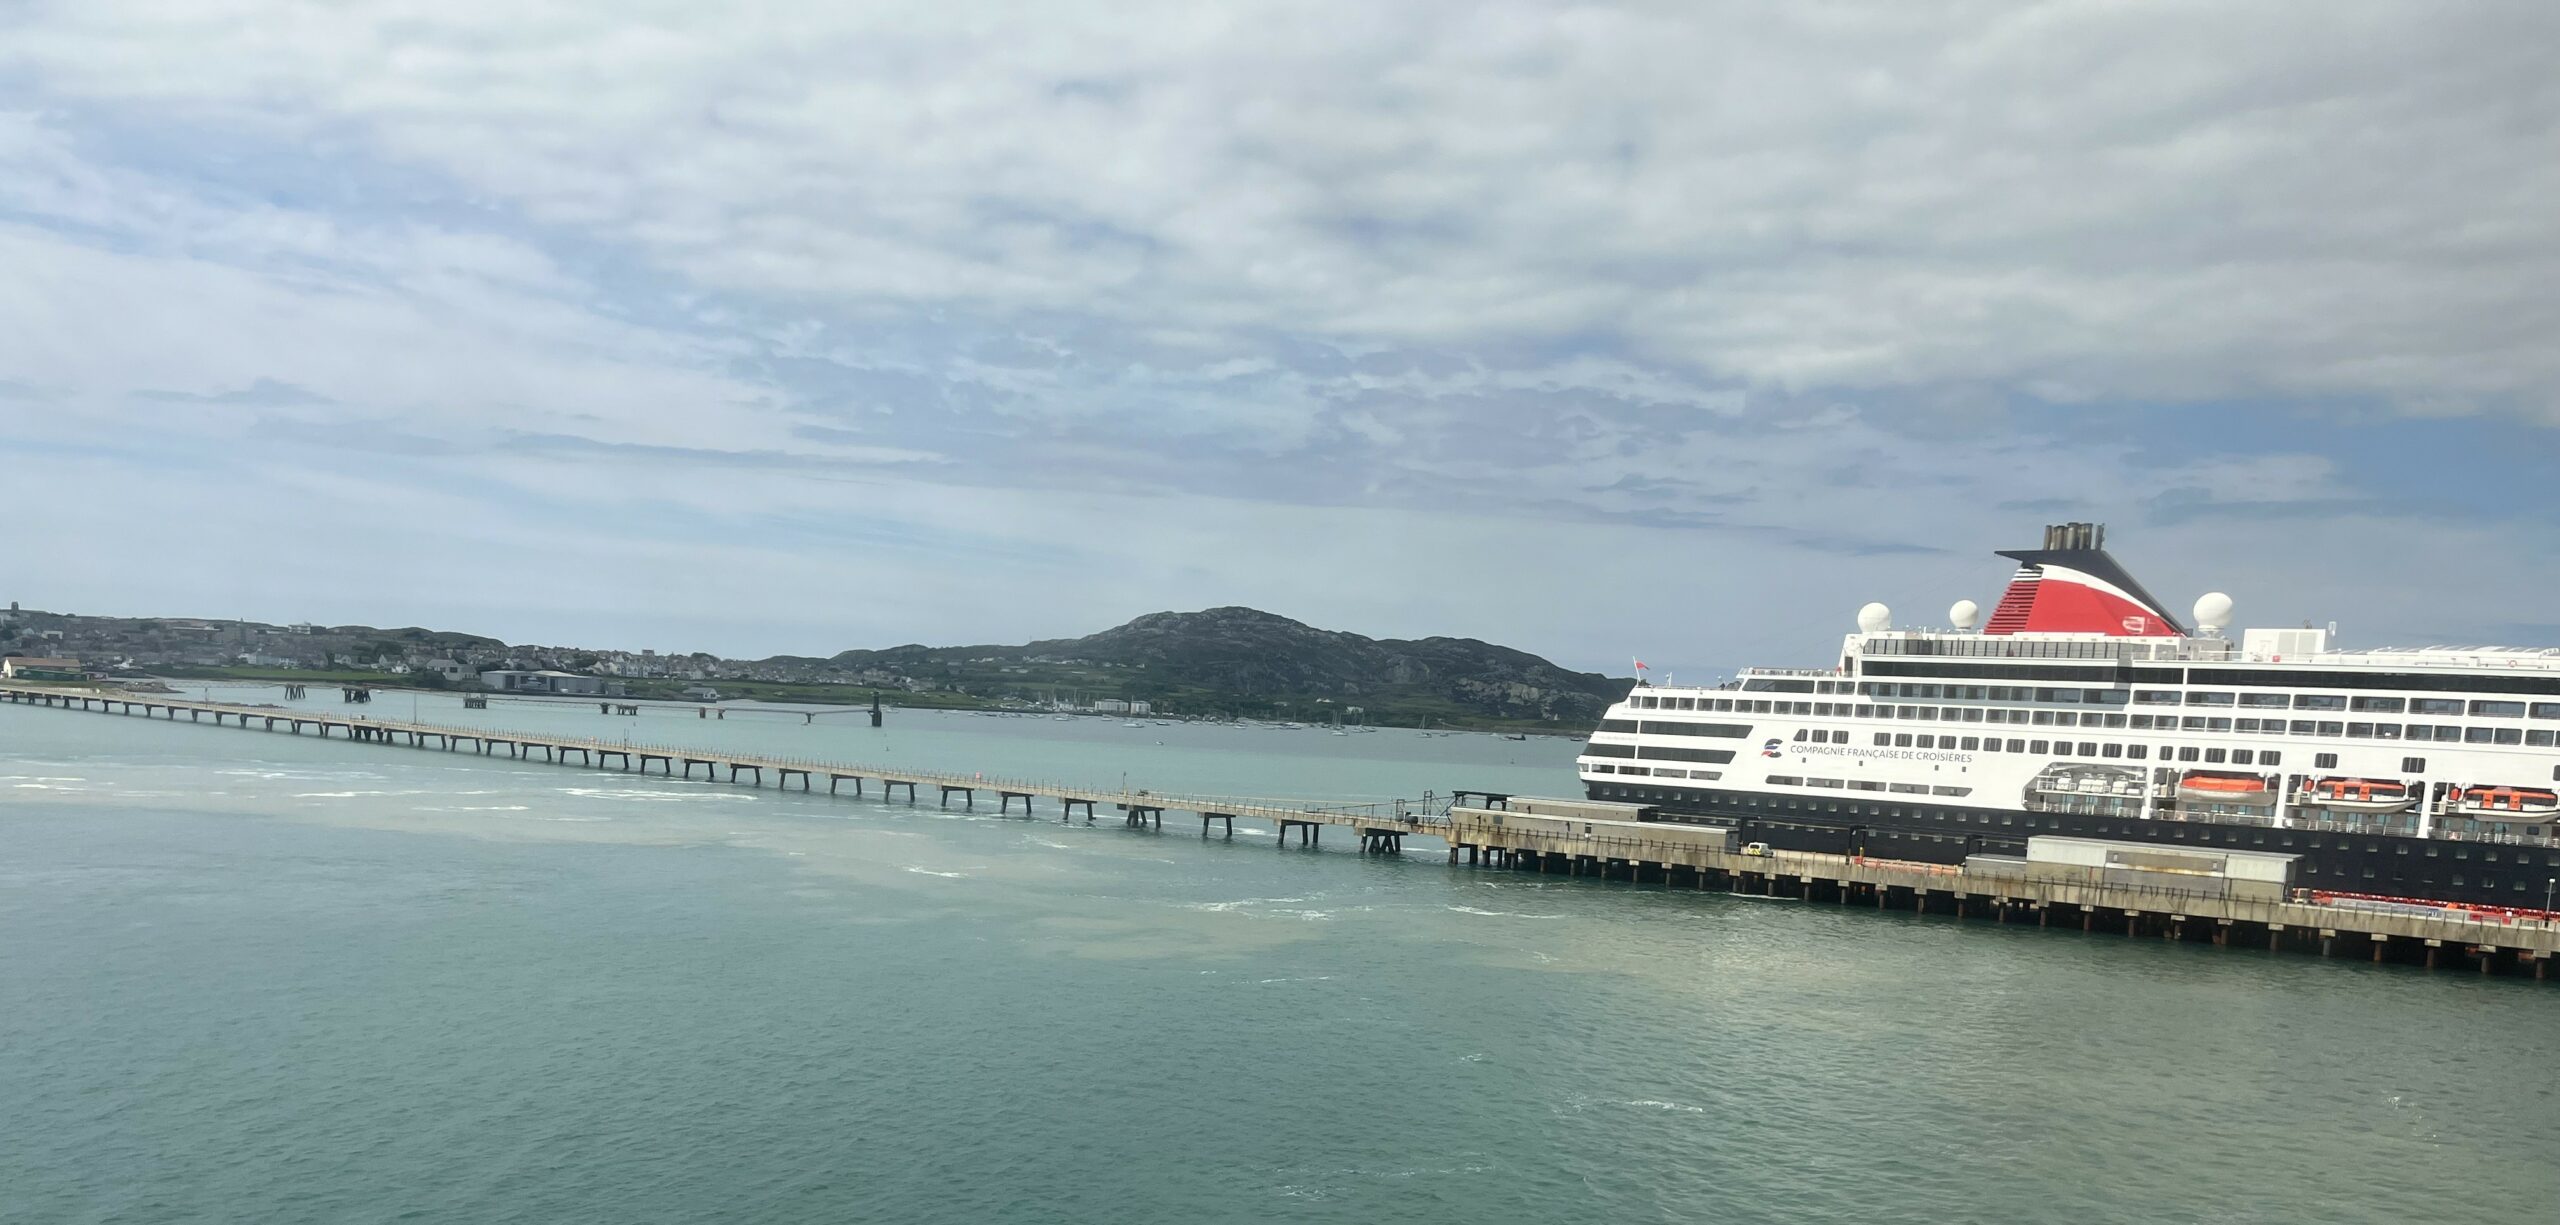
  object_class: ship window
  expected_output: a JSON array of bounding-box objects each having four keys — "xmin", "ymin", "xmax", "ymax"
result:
[
  {"xmin": 1917, "ymin": 735, "xmax": 1935, "ymax": 749},
  {"xmin": 2205, "ymin": 748, "xmax": 2227, "ymax": 763},
  {"xmin": 2008, "ymin": 739, "xmax": 2026, "ymax": 752},
  {"xmin": 1766, "ymin": 776, "xmax": 1802, "ymax": 786},
  {"xmin": 2434, "ymin": 726, "xmax": 2462, "ymax": 743},
  {"xmin": 2471, "ymin": 700, "xmax": 2527, "ymax": 718},
  {"xmin": 2317, "ymin": 721, "xmax": 2342, "ymax": 736},
  {"xmin": 1874, "ymin": 733, "xmax": 1891, "ymax": 746},
  {"xmin": 2177, "ymin": 747, "xmax": 2200, "ymax": 762},
  {"xmin": 2347, "ymin": 722, "xmax": 2373, "ymax": 738},
  {"xmin": 2530, "ymin": 731, "xmax": 2557, "ymax": 748},
  {"xmin": 2128, "ymin": 746, "xmax": 2148, "ymax": 760},
  {"xmin": 2032, "ymin": 710, "xmax": 2055, "ymax": 726},
  {"xmin": 1793, "ymin": 729, "xmax": 1807, "ymax": 741},
  {"xmin": 1582, "ymin": 743, "xmax": 1637, "ymax": 758},
  {"xmin": 1850, "ymin": 780, "xmax": 1884, "ymax": 792},
  {"xmin": 2288, "ymin": 720, "xmax": 2316, "ymax": 735},
  {"xmin": 1938, "ymin": 707, "xmax": 1960, "ymax": 720},
  {"xmin": 2234, "ymin": 718, "xmax": 2260, "ymax": 733},
  {"xmin": 2352, "ymin": 696, "xmax": 2406, "ymax": 713},
  {"xmin": 1962, "ymin": 708, "xmax": 1984, "ymax": 723},
  {"xmin": 2102, "ymin": 744, "xmax": 2123, "ymax": 758},
  {"xmin": 2402, "ymin": 756, "xmax": 2427, "ymax": 773},
  {"xmin": 2183, "ymin": 717, "xmax": 2209, "ymax": 731},
  {"xmin": 2210, "ymin": 719, "xmax": 2233, "ymax": 733},
  {"xmin": 1961, "ymin": 737, "xmax": 1980, "ymax": 751},
  {"xmin": 1601, "ymin": 719, "xmax": 1640, "ymax": 733},
  {"xmin": 2186, "ymin": 691, "xmax": 2235, "ymax": 706},
  {"xmin": 2130, "ymin": 714, "xmax": 2155, "ymax": 730},
  {"xmin": 2233, "ymin": 750, "xmax": 2254, "ymax": 765},
  {"xmin": 1896, "ymin": 706, "xmax": 1917, "ymax": 719},
  {"xmin": 2136, "ymin": 690, "xmax": 2180, "ymax": 705},
  {"xmin": 2030, "ymin": 740, "xmax": 2050, "ymax": 754},
  {"xmin": 2413, "ymin": 698, "xmax": 2464, "ymax": 715},
  {"xmin": 1917, "ymin": 708, "xmax": 1939, "ymax": 721},
  {"xmin": 2089, "ymin": 690, "xmax": 2130, "ymax": 707},
  {"xmin": 2297, "ymin": 694, "xmax": 2347, "ymax": 711},
  {"xmin": 1889, "ymin": 783, "xmax": 1929, "ymax": 794},
  {"xmin": 2101, "ymin": 713, "xmax": 2127, "ymax": 728},
  {"xmin": 2239, "ymin": 693, "xmax": 2290, "ymax": 708},
  {"xmin": 1894, "ymin": 734, "xmax": 1913, "ymax": 747},
  {"xmin": 1932, "ymin": 786, "xmax": 1972, "ymax": 797},
  {"xmin": 2495, "ymin": 728, "xmax": 2523, "ymax": 746},
  {"xmin": 2466, "ymin": 727, "xmax": 2496, "ymax": 744},
  {"xmin": 2315, "ymin": 753, "xmax": 2339, "ymax": 769},
  {"xmin": 1855, "ymin": 705, "xmax": 1874, "ymax": 717},
  {"xmin": 2374, "ymin": 723, "xmax": 2402, "ymax": 740},
  {"xmin": 2533, "ymin": 703, "xmax": 2560, "ymax": 720},
  {"xmin": 2058, "ymin": 712, "xmax": 2083, "ymax": 727}
]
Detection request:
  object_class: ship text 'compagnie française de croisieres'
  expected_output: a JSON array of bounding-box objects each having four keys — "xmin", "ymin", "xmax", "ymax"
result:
[{"xmin": 1580, "ymin": 524, "xmax": 2560, "ymax": 912}]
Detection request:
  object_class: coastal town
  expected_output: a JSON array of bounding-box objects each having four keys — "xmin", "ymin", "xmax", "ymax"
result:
[
  {"xmin": 0, "ymin": 601, "xmax": 1098, "ymax": 704},
  {"xmin": 0, "ymin": 601, "xmax": 1619, "ymax": 727}
]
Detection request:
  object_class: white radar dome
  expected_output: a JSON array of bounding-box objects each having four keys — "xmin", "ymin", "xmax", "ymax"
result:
[
  {"xmin": 1856, "ymin": 602, "xmax": 1893, "ymax": 633},
  {"xmin": 1949, "ymin": 599, "xmax": 1981, "ymax": 631},
  {"xmin": 2193, "ymin": 592, "xmax": 2234, "ymax": 635}
]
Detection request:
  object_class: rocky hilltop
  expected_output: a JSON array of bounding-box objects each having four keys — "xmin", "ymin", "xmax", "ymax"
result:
[{"xmin": 832, "ymin": 606, "xmax": 1629, "ymax": 725}]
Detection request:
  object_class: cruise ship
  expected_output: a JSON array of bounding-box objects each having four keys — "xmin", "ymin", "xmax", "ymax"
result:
[{"xmin": 1581, "ymin": 524, "xmax": 2560, "ymax": 910}]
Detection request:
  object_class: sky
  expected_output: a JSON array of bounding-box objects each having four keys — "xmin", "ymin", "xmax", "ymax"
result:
[{"xmin": 4, "ymin": 1, "xmax": 2557, "ymax": 678}]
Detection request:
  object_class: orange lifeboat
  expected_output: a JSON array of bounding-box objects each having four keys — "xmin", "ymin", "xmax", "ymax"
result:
[
  {"xmin": 2179, "ymin": 771, "xmax": 2275, "ymax": 805},
  {"xmin": 2454, "ymin": 786, "xmax": 2560, "ymax": 816},
  {"xmin": 2301, "ymin": 777, "xmax": 2416, "ymax": 813}
]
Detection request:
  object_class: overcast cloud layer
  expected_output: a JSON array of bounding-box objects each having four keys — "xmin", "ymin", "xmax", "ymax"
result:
[{"xmin": 5, "ymin": 1, "xmax": 2558, "ymax": 675}]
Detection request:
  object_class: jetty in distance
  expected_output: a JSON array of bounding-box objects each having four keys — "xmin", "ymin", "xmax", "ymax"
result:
[{"xmin": 9, "ymin": 683, "xmax": 2557, "ymax": 981}]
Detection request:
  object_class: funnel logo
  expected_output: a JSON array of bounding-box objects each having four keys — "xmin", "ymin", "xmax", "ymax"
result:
[{"xmin": 1761, "ymin": 738, "xmax": 1784, "ymax": 759}]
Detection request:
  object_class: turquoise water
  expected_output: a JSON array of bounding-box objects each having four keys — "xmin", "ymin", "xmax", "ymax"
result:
[{"xmin": 4, "ymin": 693, "xmax": 2555, "ymax": 1224}]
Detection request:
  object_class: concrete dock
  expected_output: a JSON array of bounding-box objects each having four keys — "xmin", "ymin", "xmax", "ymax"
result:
[{"xmin": 1442, "ymin": 806, "xmax": 2560, "ymax": 977}]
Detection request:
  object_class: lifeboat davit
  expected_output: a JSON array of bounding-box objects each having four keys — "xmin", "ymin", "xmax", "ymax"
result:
[
  {"xmin": 2453, "ymin": 786, "xmax": 2560, "ymax": 817},
  {"xmin": 2300, "ymin": 777, "xmax": 2417, "ymax": 814},
  {"xmin": 2179, "ymin": 771, "xmax": 2276, "ymax": 805}
]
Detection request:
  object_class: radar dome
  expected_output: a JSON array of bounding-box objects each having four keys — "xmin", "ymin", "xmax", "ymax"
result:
[
  {"xmin": 1949, "ymin": 599, "xmax": 1981, "ymax": 631},
  {"xmin": 2192, "ymin": 592, "xmax": 2234, "ymax": 635},
  {"xmin": 1856, "ymin": 602, "xmax": 1893, "ymax": 633}
]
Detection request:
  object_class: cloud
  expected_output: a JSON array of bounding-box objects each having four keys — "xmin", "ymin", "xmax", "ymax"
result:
[{"xmin": 0, "ymin": 4, "xmax": 2557, "ymax": 672}]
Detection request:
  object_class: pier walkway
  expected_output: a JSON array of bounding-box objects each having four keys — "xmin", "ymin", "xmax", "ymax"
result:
[
  {"xmin": 1443, "ymin": 807, "xmax": 2560, "ymax": 977},
  {"xmin": 1, "ymin": 686, "xmax": 1440, "ymax": 849}
]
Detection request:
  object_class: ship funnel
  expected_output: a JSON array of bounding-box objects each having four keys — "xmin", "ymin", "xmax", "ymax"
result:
[{"xmin": 2041, "ymin": 522, "xmax": 2105, "ymax": 551}]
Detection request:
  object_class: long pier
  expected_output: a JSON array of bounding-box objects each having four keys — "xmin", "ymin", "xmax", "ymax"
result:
[
  {"xmin": 12, "ymin": 683, "xmax": 2554, "ymax": 980},
  {"xmin": 1443, "ymin": 807, "xmax": 2560, "ymax": 978},
  {"xmin": 0, "ymin": 686, "xmax": 1438, "ymax": 849}
]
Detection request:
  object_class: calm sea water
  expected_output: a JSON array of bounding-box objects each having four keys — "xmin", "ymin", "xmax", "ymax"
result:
[{"xmin": 4, "ymin": 691, "xmax": 2554, "ymax": 1224}]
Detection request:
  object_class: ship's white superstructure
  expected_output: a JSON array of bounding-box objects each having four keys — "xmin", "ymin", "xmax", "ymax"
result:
[{"xmin": 1579, "ymin": 524, "xmax": 2560, "ymax": 909}]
